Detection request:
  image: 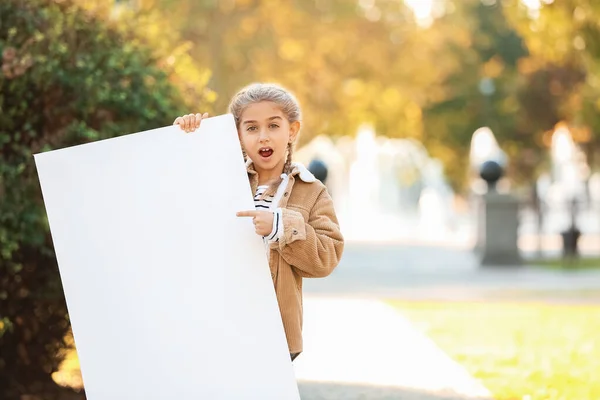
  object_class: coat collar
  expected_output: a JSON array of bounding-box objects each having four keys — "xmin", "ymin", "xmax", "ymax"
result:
[{"xmin": 245, "ymin": 159, "xmax": 316, "ymax": 183}]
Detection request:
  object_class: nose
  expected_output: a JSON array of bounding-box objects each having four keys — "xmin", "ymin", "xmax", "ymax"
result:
[{"xmin": 258, "ymin": 128, "xmax": 269, "ymax": 142}]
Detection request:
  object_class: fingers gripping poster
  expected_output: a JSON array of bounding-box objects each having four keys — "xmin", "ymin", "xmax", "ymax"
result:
[{"xmin": 34, "ymin": 114, "xmax": 300, "ymax": 400}]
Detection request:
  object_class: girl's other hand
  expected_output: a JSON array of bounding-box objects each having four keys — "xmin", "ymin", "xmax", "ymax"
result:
[{"xmin": 173, "ymin": 112, "xmax": 209, "ymax": 133}]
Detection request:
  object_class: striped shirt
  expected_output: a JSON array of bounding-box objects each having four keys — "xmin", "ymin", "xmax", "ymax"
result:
[{"xmin": 254, "ymin": 185, "xmax": 283, "ymax": 243}]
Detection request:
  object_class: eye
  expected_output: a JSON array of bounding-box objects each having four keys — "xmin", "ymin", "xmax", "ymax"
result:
[
  {"xmin": 246, "ymin": 126, "xmax": 258, "ymax": 132},
  {"xmin": 269, "ymin": 124, "xmax": 280, "ymax": 129}
]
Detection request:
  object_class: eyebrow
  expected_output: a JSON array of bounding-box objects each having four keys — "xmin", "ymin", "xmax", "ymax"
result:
[{"xmin": 242, "ymin": 116, "xmax": 283, "ymax": 125}]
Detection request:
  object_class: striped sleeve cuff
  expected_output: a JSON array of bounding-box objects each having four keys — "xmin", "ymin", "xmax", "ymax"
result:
[{"xmin": 266, "ymin": 208, "xmax": 283, "ymax": 244}]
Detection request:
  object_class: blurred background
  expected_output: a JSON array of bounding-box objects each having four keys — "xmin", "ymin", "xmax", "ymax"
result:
[{"xmin": 1, "ymin": 0, "xmax": 600, "ymax": 399}]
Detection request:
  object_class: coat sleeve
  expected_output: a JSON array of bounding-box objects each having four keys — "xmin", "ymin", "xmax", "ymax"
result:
[{"xmin": 272, "ymin": 187, "xmax": 344, "ymax": 278}]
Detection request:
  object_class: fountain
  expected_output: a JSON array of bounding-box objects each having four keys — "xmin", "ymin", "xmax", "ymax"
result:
[
  {"xmin": 294, "ymin": 126, "xmax": 458, "ymax": 243},
  {"xmin": 548, "ymin": 124, "xmax": 589, "ymax": 206}
]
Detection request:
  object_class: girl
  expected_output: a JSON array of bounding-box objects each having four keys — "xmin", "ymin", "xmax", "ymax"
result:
[{"xmin": 173, "ymin": 83, "xmax": 344, "ymax": 362}]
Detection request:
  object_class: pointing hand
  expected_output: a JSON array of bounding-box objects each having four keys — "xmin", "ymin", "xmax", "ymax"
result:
[{"xmin": 236, "ymin": 210, "xmax": 274, "ymax": 236}]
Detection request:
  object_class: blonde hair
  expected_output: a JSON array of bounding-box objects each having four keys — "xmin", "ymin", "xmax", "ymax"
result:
[{"xmin": 228, "ymin": 83, "xmax": 302, "ymax": 193}]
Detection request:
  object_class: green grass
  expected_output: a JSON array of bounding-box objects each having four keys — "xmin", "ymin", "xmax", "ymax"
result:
[
  {"xmin": 390, "ymin": 301, "xmax": 600, "ymax": 400},
  {"xmin": 527, "ymin": 257, "xmax": 600, "ymax": 270}
]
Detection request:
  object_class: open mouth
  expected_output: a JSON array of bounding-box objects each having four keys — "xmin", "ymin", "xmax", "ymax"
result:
[{"xmin": 259, "ymin": 147, "xmax": 274, "ymax": 159}]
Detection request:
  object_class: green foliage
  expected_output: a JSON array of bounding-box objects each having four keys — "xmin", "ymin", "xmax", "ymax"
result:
[{"xmin": 0, "ymin": 0, "xmax": 191, "ymax": 398}]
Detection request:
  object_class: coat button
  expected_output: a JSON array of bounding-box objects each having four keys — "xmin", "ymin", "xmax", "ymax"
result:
[
  {"xmin": 271, "ymin": 273, "xmax": 275, "ymax": 278},
  {"xmin": 284, "ymin": 192, "xmax": 288, "ymax": 197},
  {"xmin": 292, "ymin": 229, "xmax": 298, "ymax": 235}
]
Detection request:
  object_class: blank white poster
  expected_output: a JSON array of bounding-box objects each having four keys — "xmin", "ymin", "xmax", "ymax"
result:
[{"xmin": 34, "ymin": 114, "xmax": 300, "ymax": 400}]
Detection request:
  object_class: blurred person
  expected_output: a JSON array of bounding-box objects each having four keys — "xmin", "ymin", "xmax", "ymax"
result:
[{"xmin": 173, "ymin": 83, "xmax": 344, "ymax": 362}]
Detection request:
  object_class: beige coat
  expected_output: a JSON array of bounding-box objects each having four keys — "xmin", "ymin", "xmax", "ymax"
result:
[{"xmin": 247, "ymin": 162, "xmax": 344, "ymax": 354}]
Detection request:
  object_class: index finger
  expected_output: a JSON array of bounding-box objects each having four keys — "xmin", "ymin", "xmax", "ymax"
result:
[{"xmin": 236, "ymin": 210, "xmax": 259, "ymax": 217}]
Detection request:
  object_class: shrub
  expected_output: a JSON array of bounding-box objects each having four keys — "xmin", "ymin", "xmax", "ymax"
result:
[{"xmin": 0, "ymin": 1, "xmax": 192, "ymax": 397}]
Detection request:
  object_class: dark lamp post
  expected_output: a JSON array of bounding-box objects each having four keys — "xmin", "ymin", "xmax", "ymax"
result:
[
  {"xmin": 308, "ymin": 159, "xmax": 328, "ymax": 184},
  {"xmin": 480, "ymin": 160, "xmax": 503, "ymax": 192}
]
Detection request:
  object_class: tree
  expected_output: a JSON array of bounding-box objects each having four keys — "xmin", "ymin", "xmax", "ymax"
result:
[
  {"xmin": 503, "ymin": 0, "xmax": 600, "ymax": 168},
  {"xmin": 144, "ymin": 0, "xmax": 432, "ymax": 146},
  {"xmin": 0, "ymin": 0, "xmax": 208, "ymax": 398},
  {"xmin": 407, "ymin": 0, "xmax": 530, "ymax": 188},
  {"xmin": 122, "ymin": 0, "xmax": 600, "ymax": 189},
  {"xmin": 143, "ymin": 0, "xmax": 533, "ymax": 189}
]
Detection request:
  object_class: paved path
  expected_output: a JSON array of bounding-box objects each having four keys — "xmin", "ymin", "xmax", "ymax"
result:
[
  {"xmin": 294, "ymin": 297, "xmax": 492, "ymax": 400},
  {"xmin": 302, "ymin": 242, "xmax": 600, "ymax": 302}
]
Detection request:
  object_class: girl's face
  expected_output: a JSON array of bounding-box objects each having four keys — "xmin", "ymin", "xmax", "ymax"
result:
[{"xmin": 238, "ymin": 101, "xmax": 300, "ymax": 180}]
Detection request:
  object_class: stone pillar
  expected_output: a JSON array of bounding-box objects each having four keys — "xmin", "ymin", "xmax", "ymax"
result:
[
  {"xmin": 475, "ymin": 160, "xmax": 522, "ymax": 267},
  {"xmin": 478, "ymin": 192, "xmax": 522, "ymax": 266}
]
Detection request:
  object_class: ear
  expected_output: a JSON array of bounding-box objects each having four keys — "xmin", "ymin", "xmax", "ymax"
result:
[{"xmin": 289, "ymin": 120, "xmax": 301, "ymax": 142}]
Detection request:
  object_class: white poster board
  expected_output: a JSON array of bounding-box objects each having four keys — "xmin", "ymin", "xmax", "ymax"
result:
[{"xmin": 34, "ymin": 114, "xmax": 300, "ymax": 400}]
